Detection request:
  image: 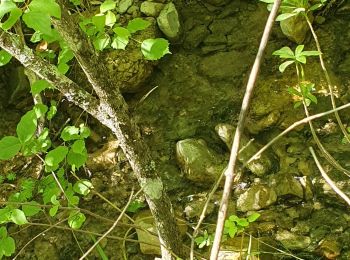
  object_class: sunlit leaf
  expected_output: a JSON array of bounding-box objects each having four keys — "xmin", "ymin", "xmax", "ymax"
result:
[
  {"xmin": 0, "ymin": 136, "xmax": 21, "ymax": 160},
  {"xmin": 141, "ymin": 38, "xmax": 171, "ymax": 60}
]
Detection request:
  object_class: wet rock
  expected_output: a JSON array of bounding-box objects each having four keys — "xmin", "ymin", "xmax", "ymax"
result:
[
  {"xmin": 204, "ymin": 0, "xmax": 231, "ymax": 7},
  {"xmin": 203, "ymin": 34, "xmax": 227, "ymax": 45},
  {"xmin": 209, "ymin": 17, "xmax": 237, "ymax": 35},
  {"xmin": 140, "ymin": 1, "xmax": 164, "ymax": 17},
  {"xmin": 317, "ymin": 236, "xmax": 341, "ymax": 259},
  {"xmin": 268, "ymin": 172, "xmax": 304, "ymax": 199},
  {"xmin": 157, "ymin": 2, "xmax": 181, "ymax": 40},
  {"xmin": 236, "ymin": 184, "xmax": 277, "ymax": 212},
  {"xmin": 184, "ymin": 24, "xmax": 210, "ymax": 49},
  {"xmin": 135, "ymin": 210, "xmax": 187, "ymax": 255},
  {"xmin": 201, "ymin": 44, "xmax": 226, "ymax": 54},
  {"xmin": 198, "ymin": 50, "xmax": 250, "ymax": 79},
  {"xmin": 280, "ymin": 14, "xmax": 310, "ymax": 44},
  {"xmin": 117, "ymin": 0, "xmax": 133, "ymax": 14},
  {"xmin": 176, "ymin": 139, "xmax": 226, "ymax": 184},
  {"xmin": 215, "ymin": 123, "xmax": 273, "ymax": 176},
  {"xmin": 275, "ymin": 230, "xmax": 311, "ymax": 250}
]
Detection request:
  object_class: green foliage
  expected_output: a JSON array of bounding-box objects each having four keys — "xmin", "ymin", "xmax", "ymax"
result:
[
  {"xmin": 223, "ymin": 213, "xmax": 260, "ymax": 239},
  {"xmin": 194, "ymin": 230, "xmax": 214, "ymax": 249},
  {"xmin": 126, "ymin": 200, "xmax": 146, "ymax": 213},
  {"xmin": 141, "ymin": 38, "xmax": 171, "ymax": 61},
  {"xmin": 0, "ymin": 136, "xmax": 21, "ymax": 160},
  {"xmin": 0, "ymin": 50, "xmax": 12, "ymax": 66},
  {"xmin": 0, "ymin": 226, "xmax": 15, "ymax": 259},
  {"xmin": 288, "ymin": 82, "xmax": 317, "ymax": 108}
]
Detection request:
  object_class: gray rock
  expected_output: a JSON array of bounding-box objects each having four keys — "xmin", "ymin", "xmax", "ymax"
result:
[
  {"xmin": 275, "ymin": 230, "xmax": 311, "ymax": 250},
  {"xmin": 198, "ymin": 50, "xmax": 250, "ymax": 79},
  {"xmin": 176, "ymin": 139, "xmax": 226, "ymax": 184},
  {"xmin": 237, "ymin": 184, "xmax": 277, "ymax": 212},
  {"xmin": 184, "ymin": 25, "xmax": 210, "ymax": 49},
  {"xmin": 140, "ymin": 1, "xmax": 164, "ymax": 17},
  {"xmin": 215, "ymin": 123, "xmax": 273, "ymax": 176},
  {"xmin": 157, "ymin": 2, "xmax": 181, "ymax": 40},
  {"xmin": 280, "ymin": 14, "xmax": 310, "ymax": 44},
  {"xmin": 118, "ymin": 0, "xmax": 133, "ymax": 14}
]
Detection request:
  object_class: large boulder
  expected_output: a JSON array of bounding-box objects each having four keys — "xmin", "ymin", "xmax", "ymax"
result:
[{"xmin": 157, "ymin": 2, "xmax": 182, "ymax": 40}]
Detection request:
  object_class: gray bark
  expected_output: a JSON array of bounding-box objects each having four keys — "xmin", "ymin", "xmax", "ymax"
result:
[{"xmin": 0, "ymin": 4, "xmax": 184, "ymax": 258}]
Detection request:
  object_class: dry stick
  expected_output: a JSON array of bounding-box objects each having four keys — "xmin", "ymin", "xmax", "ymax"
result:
[
  {"xmin": 209, "ymin": 1, "xmax": 282, "ymax": 258},
  {"xmin": 304, "ymin": 15, "xmax": 350, "ymax": 144},
  {"xmin": 79, "ymin": 189, "xmax": 135, "ymax": 259},
  {"xmin": 309, "ymin": 147, "xmax": 350, "ymax": 206},
  {"xmin": 246, "ymin": 102, "xmax": 350, "ymax": 165}
]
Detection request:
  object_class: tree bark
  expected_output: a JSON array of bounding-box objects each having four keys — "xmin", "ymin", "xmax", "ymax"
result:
[{"xmin": 0, "ymin": 6, "xmax": 184, "ymax": 259}]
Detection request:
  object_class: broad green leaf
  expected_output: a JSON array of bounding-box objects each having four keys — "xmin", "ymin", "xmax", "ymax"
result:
[
  {"xmin": 288, "ymin": 87, "xmax": 302, "ymax": 97},
  {"xmin": 0, "ymin": 226, "xmax": 7, "ymax": 238},
  {"xmin": 33, "ymin": 104, "xmax": 48, "ymax": 119},
  {"xmin": 67, "ymin": 148, "xmax": 87, "ymax": 170},
  {"xmin": 10, "ymin": 209, "xmax": 28, "ymax": 225},
  {"xmin": 279, "ymin": 60, "xmax": 294, "ymax": 73},
  {"xmin": 22, "ymin": 11, "xmax": 52, "ymax": 35},
  {"xmin": 100, "ymin": 0, "xmax": 116, "ymax": 13},
  {"xmin": 22, "ymin": 201, "xmax": 41, "ymax": 217},
  {"xmin": 0, "ymin": 1, "xmax": 17, "ymax": 18},
  {"xmin": 49, "ymin": 204, "xmax": 59, "ymax": 216},
  {"xmin": 236, "ymin": 218, "xmax": 249, "ymax": 227},
  {"xmin": 301, "ymin": 50, "xmax": 321, "ymax": 56},
  {"xmin": 0, "ymin": 208, "xmax": 11, "ymax": 223},
  {"xmin": 141, "ymin": 38, "xmax": 171, "ymax": 60},
  {"xmin": 61, "ymin": 126, "xmax": 80, "ymax": 141},
  {"xmin": 31, "ymin": 79, "xmax": 52, "ymax": 95},
  {"xmin": 16, "ymin": 110, "xmax": 37, "ymax": 144},
  {"xmin": 0, "ymin": 136, "xmax": 21, "ymax": 160},
  {"xmin": 1, "ymin": 7, "xmax": 22, "ymax": 30},
  {"xmin": 73, "ymin": 180, "xmax": 92, "ymax": 196},
  {"xmin": 0, "ymin": 236, "xmax": 15, "ymax": 256},
  {"xmin": 71, "ymin": 140, "xmax": 85, "ymax": 153},
  {"xmin": 92, "ymin": 14, "xmax": 106, "ymax": 33},
  {"xmin": 93, "ymin": 33, "xmax": 110, "ymax": 51},
  {"xmin": 126, "ymin": 200, "xmax": 146, "ymax": 213},
  {"xmin": 272, "ymin": 46, "xmax": 294, "ymax": 59},
  {"xmin": 127, "ymin": 18, "xmax": 151, "ymax": 33},
  {"xmin": 105, "ymin": 10, "xmax": 116, "ymax": 27},
  {"xmin": 28, "ymin": 0, "xmax": 61, "ymax": 19},
  {"xmin": 68, "ymin": 211, "xmax": 86, "ymax": 229},
  {"xmin": 113, "ymin": 26, "xmax": 131, "ymax": 38},
  {"xmin": 44, "ymin": 146, "xmax": 68, "ymax": 172},
  {"xmin": 307, "ymin": 93, "xmax": 317, "ymax": 104},
  {"xmin": 295, "ymin": 45, "xmax": 304, "ymax": 56},
  {"xmin": 296, "ymin": 55, "xmax": 306, "ymax": 64},
  {"xmin": 47, "ymin": 100, "xmax": 57, "ymax": 120},
  {"xmin": 58, "ymin": 63, "xmax": 70, "ymax": 74},
  {"xmin": 111, "ymin": 27, "xmax": 131, "ymax": 50},
  {"xmin": 276, "ymin": 12, "xmax": 297, "ymax": 21},
  {"xmin": 0, "ymin": 49, "xmax": 12, "ymax": 66},
  {"xmin": 79, "ymin": 125, "xmax": 90, "ymax": 139}
]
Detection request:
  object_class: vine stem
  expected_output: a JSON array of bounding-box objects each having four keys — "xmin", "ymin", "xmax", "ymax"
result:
[
  {"xmin": 209, "ymin": 0, "xmax": 282, "ymax": 258},
  {"xmin": 304, "ymin": 14, "xmax": 350, "ymax": 143}
]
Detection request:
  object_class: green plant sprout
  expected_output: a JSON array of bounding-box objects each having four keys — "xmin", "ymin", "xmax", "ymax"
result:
[{"xmin": 194, "ymin": 230, "xmax": 214, "ymax": 249}]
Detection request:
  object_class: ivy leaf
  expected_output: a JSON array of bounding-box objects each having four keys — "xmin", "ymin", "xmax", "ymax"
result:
[
  {"xmin": 10, "ymin": 209, "xmax": 28, "ymax": 225},
  {"xmin": 28, "ymin": 0, "xmax": 61, "ymax": 19},
  {"xmin": 44, "ymin": 146, "xmax": 69, "ymax": 172},
  {"xmin": 93, "ymin": 33, "xmax": 110, "ymax": 51},
  {"xmin": 61, "ymin": 126, "xmax": 80, "ymax": 141},
  {"xmin": 0, "ymin": 236, "xmax": 15, "ymax": 256},
  {"xmin": 1, "ymin": 7, "xmax": 22, "ymax": 30},
  {"xmin": 22, "ymin": 201, "xmax": 41, "ymax": 217},
  {"xmin": 127, "ymin": 18, "xmax": 151, "ymax": 33},
  {"xmin": 100, "ymin": 0, "xmax": 116, "ymax": 13},
  {"xmin": 141, "ymin": 38, "xmax": 171, "ymax": 60},
  {"xmin": 0, "ymin": 136, "xmax": 21, "ymax": 160},
  {"xmin": 68, "ymin": 211, "xmax": 86, "ymax": 229},
  {"xmin": 22, "ymin": 11, "xmax": 52, "ymax": 35},
  {"xmin": 16, "ymin": 110, "xmax": 37, "ymax": 144},
  {"xmin": 0, "ymin": 49, "xmax": 12, "ymax": 66},
  {"xmin": 73, "ymin": 180, "xmax": 92, "ymax": 196}
]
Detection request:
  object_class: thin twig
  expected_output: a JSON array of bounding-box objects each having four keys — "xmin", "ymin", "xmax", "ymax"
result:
[
  {"xmin": 309, "ymin": 147, "xmax": 350, "ymax": 206},
  {"xmin": 210, "ymin": 1, "xmax": 281, "ymax": 258}
]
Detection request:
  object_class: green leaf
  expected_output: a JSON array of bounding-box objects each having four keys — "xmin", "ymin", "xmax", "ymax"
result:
[
  {"xmin": 0, "ymin": 1, "xmax": 17, "ymax": 18},
  {"xmin": 0, "ymin": 226, "xmax": 7, "ymax": 238},
  {"xmin": 71, "ymin": 140, "xmax": 85, "ymax": 153},
  {"xmin": 276, "ymin": 12, "xmax": 297, "ymax": 21},
  {"xmin": 272, "ymin": 46, "xmax": 294, "ymax": 59},
  {"xmin": 105, "ymin": 10, "xmax": 116, "ymax": 27},
  {"xmin": 28, "ymin": 0, "xmax": 61, "ymax": 19},
  {"xmin": 0, "ymin": 49, "xmax": 12, "ymax": 66},
  {"xmin": 68, "ymin": 211, "xmax": 86, "ymax": 229},
  {"xmin": 33, "ymin": 104, "xmax": 48, "ymax": 119},
  {"xmin": 44, "ymin": 146, "xmax": 69, "ymax": 172},
  {"xmin": 16, "ymin": 110, "xmax": 37, "ymax": 144},
  {"xmin": 31, "ymin": 79, "xmax": 52, "ymax": 95},
  {"xmin": 73, "ymin": 180, "xmax": 92, "ymax": 196},
  {"xmin": 22, "ymin": 201, "xmax": 41, "ymax": 217},
  {"xmin": 0, "ymin": 236, "xmax": 15, "ymax": 256},
  {"xmin": 236, "ymin": 218, "xmax": 249, "ymax": 227},
  {"xmin": 141, "ymin": 38, "xmax": 171, "ymax": 60},
  {"xmin": 127, "ymin": 18, "xmax": 151, "ymax": 33},
  {"xmin": 47, "ymin": 100, "xmax": 57, "ymax": 120},
  {"xmin": 100, "ymin": 0, "xmax": 116, "ymax": 13},
  {"xmin": 310, "ymin": 3, "xmax": 323, "ymax": 11},
  {"xmin": 49, "ymin": 204, "xmax": 59, "ymax": 216},
  {"xmin": 111, "ymin": 26, "xmax": 131, "ymax": 50},
  {"xmin": 10, "ymin": 209, "xmax": 28, "ymax": 225},
  {"xmin": 92, "ymin": 14, "xmax": 106, "ymax": 33},
  {"xmin": 126, "ymin": 200, "xmax": 146, "ymax": 213},
  {"xmin": 288, "ymin": 87, "xmax": 302, "ymax": 97},
  {"xmin": 93, "ymin": 33, "xmax": 110, "ymax": 51},
  {"xmin": 296, "ymin": 55, "xmax": 306, "ymax": 64},
  {"xmin": 1, "ymin": 7, "xmax": 22, "ymax": 30},
  {"xmin": 0, "ymin": 136, "xmax": 21, "ymax": 160},
  {"xmin": 67, "ymin": 148, "xmax": 87, "ymax": 170},
  {"xmin": 295, "ymin": 45, "xmax": 304, "ymax": 56},
  {"xmin": 61, "ymin": 126, "xmax": 80, "ymax": 141},
  {"xmin": 301, "ymin": 50, "xmax": 321, "ymax": 56},
  {"xmin": 279, "ymin": 60, "xmax": 294, "ymax": 73},
  {"xmin": 79, "ymin": 124, "xmax": 90, "ymax": 139},
  {"xmin": 22, "ymin": 11, "xmax": 52, "ymax": 35}
]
